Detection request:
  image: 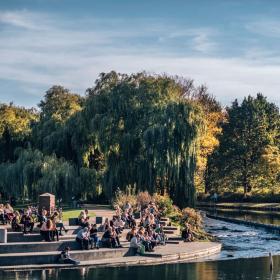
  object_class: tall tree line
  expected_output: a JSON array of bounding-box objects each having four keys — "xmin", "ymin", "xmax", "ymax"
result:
[
  {"xmin": 1, "ymin": 72, "xmax": 278, "ymax": 205},
  {"xmin": 0, "ymin": 72, "xmax": 210, "ymax": 207}
]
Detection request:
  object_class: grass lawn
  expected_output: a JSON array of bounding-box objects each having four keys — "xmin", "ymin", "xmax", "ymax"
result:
[{"xmin": 62, "ymin": 209, "xmax": 95, "ymax": 221}]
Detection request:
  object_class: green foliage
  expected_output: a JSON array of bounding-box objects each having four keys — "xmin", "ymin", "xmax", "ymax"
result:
[
  {"xmin": 153, "ymin": 193, "xmax": 174, "ymax": 216},
  {"xmin": 82, "ymin": 72, "xmax": 202, "ymax": 207},
  {"xmin": 0, "ymin": 103, "xmax": 38, "ymax": 162},
  {"xmin": 0, "ymin": 148, "xmax": 79, "ymax": 200},
  {"xmin": 207, "ymin": 94, "xmax": 280, "ymax": 195},
  {"xmin": 32, "ymin": 85, "xmax": 84, "ymax": 154},
  {"xmin": 179, "ymin": 208, "xmax": 210, "ymax": 240},
  {"xmin": 113, "ymin": 188, "xmax": 137, "ymax": 209}
]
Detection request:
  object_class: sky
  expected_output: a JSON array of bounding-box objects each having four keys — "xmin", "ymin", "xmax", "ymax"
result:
[{"xmin": 1, "ymin": 0, "xmax": 280, "ymax": 108}]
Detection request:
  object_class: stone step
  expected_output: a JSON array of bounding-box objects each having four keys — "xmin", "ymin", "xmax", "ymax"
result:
[
  {"xmin": 7, "ymin": 225, "xmax": 81, "ymax": 235},
  {"xmin": 168, "ymin": 237, "xmax": 182, "ymax": 241},
  {"xmin": 7, "ymin": 233, "xmax": 77, "ymax": 243},
  {"xmin": 163, "ymin": 230, "xmax": 175, "ymax": 234},
  {"xmin": 163, "ymin": 226, "xmax": 178, "ymax": 231},
  {"xmin": 0, "ymin": 240, "xmax": 81, "ymax": 254},
  {"xmin": 0, "ymin": 247, "xmax": 132, "ymax": 266},
  {"xmin": 165, "ymin": 240, "xmax": 180, "ymax": 244}
]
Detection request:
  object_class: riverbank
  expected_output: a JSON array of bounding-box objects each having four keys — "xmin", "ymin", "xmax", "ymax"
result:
[
  {"xmin": 0, "ymin": 241, "xmax": 221, "ymax": 271},
  {"xmin": 198, "ymin": 202, "xmax": 280, "ymax": 211}
]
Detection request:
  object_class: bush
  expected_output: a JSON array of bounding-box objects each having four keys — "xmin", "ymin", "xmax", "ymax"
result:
[
  {"xmin": 136, "ymin": 191, "xmax": 152, "ymax": 208},
  {"xmin": 180, "ymin": 207, "xmax": 210, "ymax": 240},
  {"xmin": 152, "ymin": 193, "xmax": 173, "ymax": 217},
  {"xmin": 113, "ymin": 190, "xmax": 137, "ymax": 209}
]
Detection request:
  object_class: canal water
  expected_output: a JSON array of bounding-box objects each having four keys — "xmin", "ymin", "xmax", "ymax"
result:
[
  {"xmin": 2, "ymin": 255, "xmax": 280, "ymax": 280},
  {"xmin": 3, "ymin": 212, "xmax": 280, "ymax": 280},
  {"xmin": 207, "ymin": 208, "xmax": 280, "ymax": 226}
]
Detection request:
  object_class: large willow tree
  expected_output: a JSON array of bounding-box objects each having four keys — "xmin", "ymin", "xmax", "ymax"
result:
[{"xmin": 81, "ymin": 72, "xmax": 202, "ymax": 207}]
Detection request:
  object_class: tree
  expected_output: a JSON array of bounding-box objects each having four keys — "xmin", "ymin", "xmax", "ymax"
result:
[
  {"xmin": 82, "ymin": 72, "xmax": 202, "ymax": 207},
  {"xmin": 0, "ymin": 103, "xmax": 38, "ymax": 163},
  {"xmin": 189, "ymin": 86, "xmax": 225, "ymax": 193},
  {"xmin": 32, "ymin": 85, "xmax": 84, "ymax": 153},
  {"xmin": 207, "ymin": 94, "xmax": 280, "ymax": 195}
]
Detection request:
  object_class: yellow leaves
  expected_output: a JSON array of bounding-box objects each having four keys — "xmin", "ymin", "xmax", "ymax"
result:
[
  {"xmin": 195, "ymin": 110, "xmax": 225, "ymax": 192},
  {"xmin": 260, "ymin": 145, "xmax": 280, "ymax": 173},
  {"xmin": 0, "ymin": 104, "xmax": 37, "ymax": 138}
]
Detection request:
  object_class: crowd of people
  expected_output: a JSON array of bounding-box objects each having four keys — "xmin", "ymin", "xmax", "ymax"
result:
[
  {"xmin": 73, "ymin": 201, "xmax": 168, "ymax": 254},
  {"xmin": 127, "ymin": 202, "xmax": 167, "ymax": 254},
  {"xmin": 1, "ymin": 198, "xmax": 194, "ymax": 260},
  {"xmin": 0, "ymin": 203, "xmax": 69, "ymax": 240},
  {"xmin": 0, "ymin": 204, "xmax": 37, "ymax": 234}
]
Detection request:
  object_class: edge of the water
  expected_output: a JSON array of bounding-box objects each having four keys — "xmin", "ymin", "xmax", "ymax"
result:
[{"xmin": 0, "ymin": 242, "xmax": 222, "ymax": 272}]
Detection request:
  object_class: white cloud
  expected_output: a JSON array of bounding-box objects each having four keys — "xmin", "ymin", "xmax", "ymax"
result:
[
  {"xmin": 0, "ymin": 10, "xmax": 44, "ymax": 30},
  {"xmin": 0, "ymin": 10, "xmax": 280, "ymax": 107}
]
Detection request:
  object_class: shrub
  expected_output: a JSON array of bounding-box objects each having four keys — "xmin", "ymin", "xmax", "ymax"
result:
[
  {"xmin": 113, "ymin": 190, "xmax": 137, "ymax": 209},
  {"xmin": 152, "ymin": 193, "xmax": 173, "ymax": 217},
  {"xmin": 180, "ymin": 207, "xmax": 210, "ymax": 240},
  {"xmin": 136, "ymin": 191, "xmax": 152, "ymax": 208}
]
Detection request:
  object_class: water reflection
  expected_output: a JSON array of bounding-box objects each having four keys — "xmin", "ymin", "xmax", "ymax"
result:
[
  {"xmin": 208, "ymin": 209, "xmax": 280, "ymax": 226},
  {"xmin": 2, "ymin": 256, "xmax": 280, "ymax": 280}
]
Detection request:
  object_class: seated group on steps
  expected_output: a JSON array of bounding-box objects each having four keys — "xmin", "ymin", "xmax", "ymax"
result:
[
  {"xmin": 7, "ymin": 204, "xmax": 68, "ymax": 240},
  {"xmin": 127, "ymin": 202, "xmax": 167, "ymax": 254},
  {"xmin": 39, "ymin": 210, "xmax": 68, "ymax": 241},
  {"xmin": 7, "ymin": 204, "xmax": 36, "ymax": 234}
]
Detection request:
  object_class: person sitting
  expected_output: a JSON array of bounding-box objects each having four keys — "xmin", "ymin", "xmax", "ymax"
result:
[
  {"xmin": 101, "ymin": 227, "xmax": 120, "ymax": 248},
  {"xmin": 115, "ymin": 205, "xmax": 122, "ymax": 217},
  {"xmin": 127, "ymin": 209, "xmax": 136, "ymax": 228},
  {"xmin": 52, "ymin": 211, "xmax": 68, "ymax": 236},
  {"xmin": 59, "ymin": 246, "xmax": 80, "ymax": 265},
  {"xmin": 11, "ymin": 211, "xmax": 22, "ymax": 232},
  {"xmin": 38, "ymin": 209, "xmax": 48, "ymax": 227},
  {"xmin": 181, "ymin": 223, "xmax": 193, "ymax": 242},
  {"xmin": 130, "ymin": 234, "xmax": 144, "ymax": 255},
  {"xmin": 78, "ymin": 211, "xmax": 87, "ymax": 226},
  {"xmin": 0, "ymin": 204, "xmax": 7, "ymax": 225},
  {"xmin": 144, "ymin": 231, "xmax": 155, "ymax": 252},
  {"xmin": 99, "ymin": 218, "xmax": 110, "ymax": 232},
  {"xmin": 89, "ymin": 224, "xmax": 99, "ymax": 249},
  {"xmin": 126, "ymin": 226, "xmax": 137, "ymax": 242},
  {"xmin": 112, "ymin": 227, "xmax": 121, "ymax": 247},
  {"xmin": 149, "ymin": 214, "xmax": 156, "ymax": 229},
  {"xmin": 40, "ymin": 220, "xmax": 51, "ymax": 242},
  {"xmin": 155, "ymin": 224, "xmax": 167, "ymax": 245},
  {"xmin": 76, "ymin": 227, "xmax": 90, "ymax": 250},
  {"xmin": 84, "ymin": 209, "xmax": 89, "ymax": 219},
  {"xmin": 21, "ymin": 211, "xmax": 34, "ymax": 234},
  {"xmin": 4, "ymin": 203, "xmax": 14, "ymax": 223},
  {"xmin": 113, "ymin": 216, "xmax": 125, "ymax": 234},
  {"xmin": 124, "ymin": 201, "xmax": 132, "ymax": 212},
  {"xmin": 50, "ymin": 216, "xmax": 59, "ymax": 241},
  {"xmin": 143, "ymin": 215, "xmax": 151, "ymax": 228}
]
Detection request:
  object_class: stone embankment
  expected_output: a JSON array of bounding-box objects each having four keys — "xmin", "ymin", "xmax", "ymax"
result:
[{"xmin": 0, "ymin": 206, "xmax": 221, "ymax": 270}]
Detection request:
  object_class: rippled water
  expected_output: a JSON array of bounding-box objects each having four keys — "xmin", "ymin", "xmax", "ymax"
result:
[{"xmin": 204, "ymin": 217, "xmax": 280, "ymax": 260}]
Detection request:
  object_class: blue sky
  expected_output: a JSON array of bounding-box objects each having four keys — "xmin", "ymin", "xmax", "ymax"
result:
[{"xmin": 1, "ymin": 0, "xmax": 280, "ymax": 108}]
